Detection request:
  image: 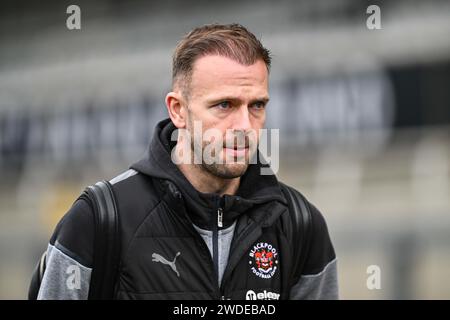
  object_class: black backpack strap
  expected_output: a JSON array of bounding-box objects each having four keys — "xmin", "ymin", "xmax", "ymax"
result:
[
  {"xmin": 84, "ymin": 180, "xmax": 121, "ymax": 300},
  {"xmin": 280, "ymin": 183, "xmax": 313, "ymax": 286}
]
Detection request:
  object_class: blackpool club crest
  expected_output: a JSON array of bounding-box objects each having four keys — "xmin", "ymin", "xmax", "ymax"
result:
[{"xmin": 249, "ymin": 242, "xmax": 278, "ymax": 279}]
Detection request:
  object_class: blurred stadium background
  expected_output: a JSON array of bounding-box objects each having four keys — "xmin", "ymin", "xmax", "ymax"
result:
[{"xmin": 0, "ymin": 0, "xmax": 449, "ymax": 299}]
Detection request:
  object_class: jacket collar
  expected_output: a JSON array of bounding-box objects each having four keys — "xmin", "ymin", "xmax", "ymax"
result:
[{"xmin": 131, "ymin": 118, "xmax": 287, "ymax": 230}]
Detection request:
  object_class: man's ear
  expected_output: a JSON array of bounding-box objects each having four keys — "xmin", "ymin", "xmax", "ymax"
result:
[{"xmin": 165, "ymin": 91, "xmax": 187, "ymax": 129}]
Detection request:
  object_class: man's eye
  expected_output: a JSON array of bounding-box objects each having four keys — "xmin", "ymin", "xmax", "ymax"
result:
[
  {"xmin": 251, "ymin": 102, "xmax": 266, "ymax": 109},
  {"xmin": 216, "ymin": 101, "xmax": 231, "ymax": 110}
]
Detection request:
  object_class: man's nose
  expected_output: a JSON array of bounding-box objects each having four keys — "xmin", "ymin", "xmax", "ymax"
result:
[{"xmin": 232, "ymin": 105, "xmax": 252, "ymax": 131}]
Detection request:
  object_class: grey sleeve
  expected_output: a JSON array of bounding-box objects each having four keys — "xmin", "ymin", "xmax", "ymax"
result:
[
  {"xmin": 289, "ymin": 258, "xmax": 339, "ymax": 300},
  {"xmin": 37, "ymin": 242, "xmax": 92, "ymax": 300},
  {"xmin": 36, "ymin": 198, "xmax": 95, "ymax": 300}
]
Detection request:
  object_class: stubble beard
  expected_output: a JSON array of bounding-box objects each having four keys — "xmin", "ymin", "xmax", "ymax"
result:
[{"xmin": 187, "ymin": 115, "xmax": 250, "ymax": 180}]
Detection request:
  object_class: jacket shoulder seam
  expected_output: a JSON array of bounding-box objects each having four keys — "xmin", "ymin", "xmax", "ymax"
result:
[{"xmin": 301, "ymin": 258, "xmax": 337, "ymax": 278}]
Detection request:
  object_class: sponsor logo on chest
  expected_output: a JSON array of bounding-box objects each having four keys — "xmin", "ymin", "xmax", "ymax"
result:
[{"xmin": 245, "ymin": 289, "xmax": 280, "ymax": 300}]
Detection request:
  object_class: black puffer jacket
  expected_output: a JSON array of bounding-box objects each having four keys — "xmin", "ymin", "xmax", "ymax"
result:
[{"xmin": 35, "ymin": 118, "xmax": 338, "ymax": 300}]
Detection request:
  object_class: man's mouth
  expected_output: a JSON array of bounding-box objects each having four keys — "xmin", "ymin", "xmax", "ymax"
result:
[{"xmin": 223, "ymin": 146, "xmax": 249, "ymax": 158}]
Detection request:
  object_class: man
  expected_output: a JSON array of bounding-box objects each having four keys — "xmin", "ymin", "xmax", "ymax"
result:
[{"xmin": 36, "ymin": 23, "xmax": 338, "ymax": 300}]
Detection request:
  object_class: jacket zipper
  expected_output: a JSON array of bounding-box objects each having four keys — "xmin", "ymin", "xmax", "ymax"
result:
[
  {"xmin": 217, "ymin": 207, "xmax": 223, "ymax": 228},
  {"xmin": 212, "ymin": 197, "xmax": 221, "ymax": 297},
  {"xmin": 175, "ymin": 197, "xmax": 225, "ymax": 299},
  {"xmin": 216, "ymin": 207, "xmax": 225, "ymax": 300},
  {"xmin": 170, "ymin": 189, "xmax": 227, "ymax": 300},
  {"xmin": 184, "ymin": 217, "xmax": 224, "ymax": 300}
]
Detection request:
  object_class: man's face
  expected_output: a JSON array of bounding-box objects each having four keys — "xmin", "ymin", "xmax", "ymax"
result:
[{"xmin": 184, "ymin": 55, "xmax": 269, "ymax": 179}]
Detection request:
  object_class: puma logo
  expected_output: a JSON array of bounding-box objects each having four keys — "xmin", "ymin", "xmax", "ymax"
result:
[{"xmin": 152, "ymin": 252, "xmax": 181, "ymax": 277}]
